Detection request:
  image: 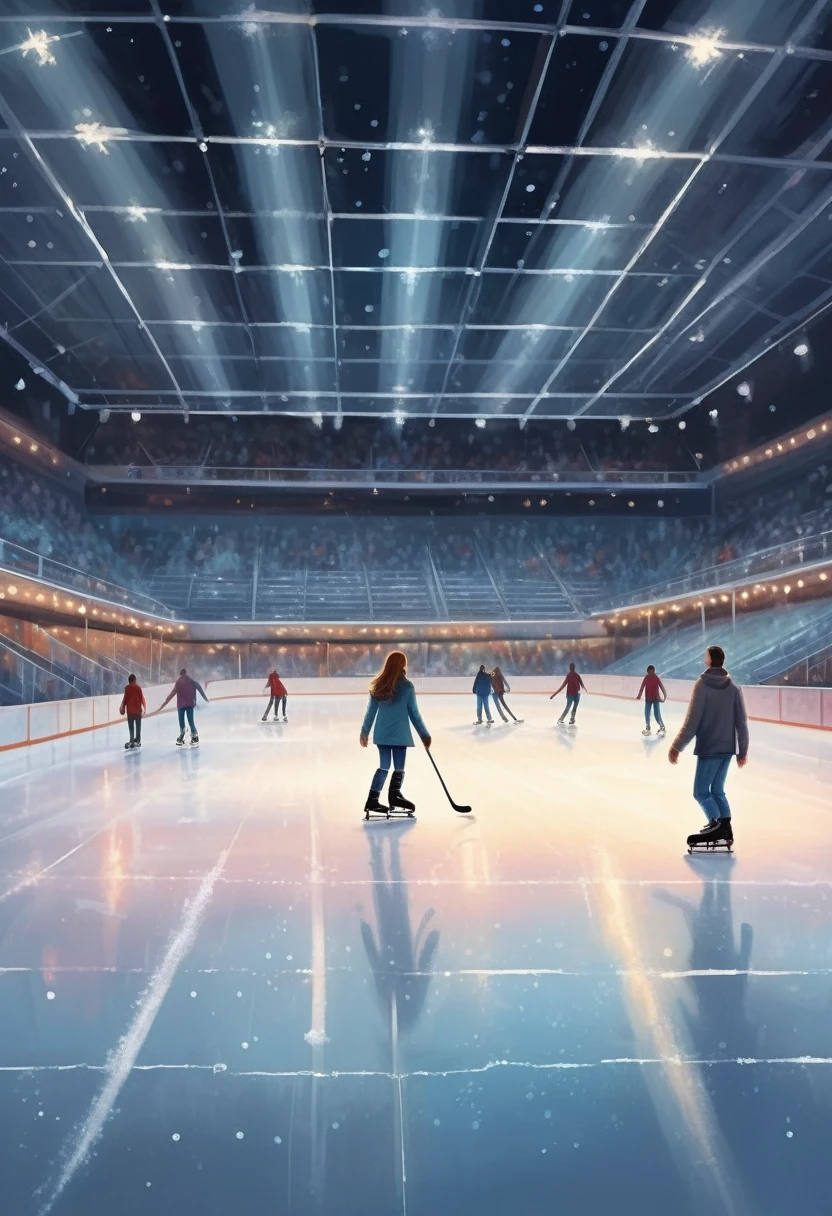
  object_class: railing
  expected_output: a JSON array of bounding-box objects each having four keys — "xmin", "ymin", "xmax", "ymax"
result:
[
  {"xmin": 597, "ymin": 530, "xmax": 832, "ymax": 611},
  {"xmin": 87, "ymin": 464, "xmax": 703, "ymax": 487},
  {"xmin": 0, "ymin": 637, "xmax": 83, "ymax": 705},
  {"xmin": 0, "ymin": 537, "xmax": 175, "ymax": 619}
]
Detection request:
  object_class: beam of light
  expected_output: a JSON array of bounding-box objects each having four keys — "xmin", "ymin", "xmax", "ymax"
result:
[
  {"xmin": 379, "ymin": 4, "xmax": 479, "ymax": 409},
  {"xmin": 685, "ymin": 28, "xmax": 725, "ymax": 67},
  {"xmin": 204, "ymin": 21, "xmax": 325, "ymax": 404},
  {"xmin": 20, "ymin": 29, "xmax": 61, "ymax": 66},
  {"xmin": 74, "ymin": 122, "xmax": 128, "ymax": 154}
]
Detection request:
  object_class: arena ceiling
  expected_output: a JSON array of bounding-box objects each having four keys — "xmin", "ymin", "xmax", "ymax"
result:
[{"xmin": 2, "ymin": 2, "xmax": 832, "ymax": 424}]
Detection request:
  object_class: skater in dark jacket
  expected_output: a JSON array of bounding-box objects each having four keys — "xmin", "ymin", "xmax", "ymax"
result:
[
  {"xmin": 491, "ymin": 666, "xmax": 522, "ymax": 724},
  {"xmin": 550, "ymin": 663, "xmax": 587, "ymax": 726},
  {"xmin": 119, "ymin": 674, "xmax": 146, "ymax": 750},
  {"xmin": 262, "ymin": 670, "xmax": 288, "ymax": 722},
  {"xmin": 360, "ymin": 651, "xmax": 431, "ymax": 817},
  {"xmin": 637, "ymin": 665, "xmax": 667, "ymax": 736},
  {"xmin": 472, "ymin": 665, "xmax": 493, "ymax": 726},
  {"xmin": 159, "ymin": 668, "xmax": 209, "ymax": 746},
  {"xmin": 669, "ymin": 645, "xmax": 749, "ymax": 849}
]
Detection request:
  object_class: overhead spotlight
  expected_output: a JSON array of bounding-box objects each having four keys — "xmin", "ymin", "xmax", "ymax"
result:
[
  {"xmin": 620, "ymin": 415, "xmax": 631, "ymax": 431},
  {"xmin": 794, "ymin": 342, "xmax": 809, "ymax": 357},
  {"xmin": 736, "ymin": 381, "xmax": 752, "ymax": 398},
  {"xmin": 131, "ymin": 411, "xmax": 141, "ymax": 422},
  {"xmin": 518, "ymin": 417, "xmax": 527, "ymax": 431},
  {"xmin": 99, "ymin": 409, "xmax": 110, "ymax": 423},
  {"xmin": 475, "ymin": 418, "xmax": 486, "ymax": 429},
  {"xmin": 627, "ymin": 500, "xmax": 635, "ymax": 507},
  {"xmin": 333, "ymin": 415, "xmax": 343, "ymax": 431},
  {"xmin": 428, "ymin": 418, "xmax": 435, "ymax": 427},
  {"xmin": 709, "ymin": 409, "xmax": 718, "ymax": 419},
  {"xmin": 393, "ymin": 410, "xmax": 406, "ymax": 426},
  {"xmin": 488, "ymin": 495, "xmax": 494, "ymax": 503},
  {"xmin": 588, "ymin": 499, "xmax": 595, "ymax": 506},
  {"xmin": 657, "ymin": 499, "xmax": 664, "ymax": 508},
  {"xmin": 678, "ymin": 420, "xmax": 686, "ymax": 430},
  {"xmin": 566, "ymin": 419, "xmax": 576, "ymax": 431},
  {"xmin": 686, "ymin": 27, "xmax": 725, "ymax": 67},
  {"xmin": 647, "ymin": 424, "xmax": 659, "ymax": 433},
  {"xmin": 539, "ymin": 498, "xmax": 547, "ymax": 507},
  {"xmin": 312, "ymin": 412, "xmax": 323, "ymax": 429},
  {"xmin": 522, "ymin": 498, "xmax": 531, "ymax": 508}
]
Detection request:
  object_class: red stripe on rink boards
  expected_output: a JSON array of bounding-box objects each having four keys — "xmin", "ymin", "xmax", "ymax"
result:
[{"xmin": 1, "ymin": 685, "xmax": 830, "ymax": 753}]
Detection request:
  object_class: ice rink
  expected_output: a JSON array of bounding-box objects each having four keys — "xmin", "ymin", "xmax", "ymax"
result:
[{"xmin": 1, "ymin": 688, "xmax": 831, "ymax": 1216}]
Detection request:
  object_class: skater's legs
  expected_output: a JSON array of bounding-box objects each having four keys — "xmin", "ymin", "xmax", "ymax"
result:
[
  {"xmin": 693, "ymin": 755, "xmax": 733, "ymax": 821},
  {"xmin": 371, "ymin": 744, "xmax": 394, "ymax": 794},
  {"xmin": 492, "ymin": 693, "xmax": 508, "ymax": 722},
  {"xmin": 265, "ymin": 694, "xmax": 276, "ymax": 716},
  {"xmin": 498, "ymin": 694, "xmax": 518, "ymax": 721},
  {"xmin": 184, "ymin": 706, "xmax": 196, "ymax": 734},
  {"xmin": 476, "ymin": 694, "xmax": 492, "ymax": 722},
  {"xmin": 127, "ymin": 715, "xmax": 137, "ymax": 744},
  {"xmin": 652, "ymin": 700, "xmax": 665, "ymax": 730},
  {"xmin": 644, "ymin": 701, "xmax": 652, "ymax": 729},
  {"xmin": 279, "ymin": 695, "xmax": 287, "ymax": 716},
  {"xmin": 709, "ymin": 755, "xmax": 733, "ymax": 819},
  {"xmin": 177, "ymin": 707, "xmax": 186, "ymax": 733},
  {"xmin": 567, "ymin": 693, "xmax": 580, "ymax": 721}
]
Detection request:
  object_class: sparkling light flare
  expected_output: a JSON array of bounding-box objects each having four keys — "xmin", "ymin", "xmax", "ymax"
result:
[
  {"xmin": 75, "ymin": 122, "xmax": 127, "ymax": 154},
  {"xmin": 20, "ymin": 29, "xmax": 61, "ymax": 66},
  {"xmin": 685, "ymin": 28, "xmax": 725, "ymax": 68}
]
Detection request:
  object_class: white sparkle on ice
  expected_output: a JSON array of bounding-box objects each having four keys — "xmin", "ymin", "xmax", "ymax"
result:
[{"xmin": 304, "ymin": 1028, "xmax": 329, "ymax": 1048}]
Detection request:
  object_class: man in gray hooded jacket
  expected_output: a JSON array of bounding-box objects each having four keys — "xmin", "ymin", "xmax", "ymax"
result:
[{"xmin": 669, "ymin": 645, "xmax": 749, "ymax": 838}]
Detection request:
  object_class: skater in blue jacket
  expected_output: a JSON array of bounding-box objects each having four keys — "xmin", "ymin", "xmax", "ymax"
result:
[
  {"xmin": 472, "ymin": 664, "xmax": 493, "ymax": 726},
  {"xmin": 360, "ymin": 651, "xmax": 431, "ymax": 818}
]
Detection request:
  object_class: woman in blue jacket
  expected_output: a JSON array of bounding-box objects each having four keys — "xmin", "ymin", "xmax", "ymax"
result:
[
  {"xmin": 472, "ymin": 664, "xmax": 493, "ymax": 726},
  {"xmin": 360, "ymin": 651, "xmax": 431, "ymax": 817}
]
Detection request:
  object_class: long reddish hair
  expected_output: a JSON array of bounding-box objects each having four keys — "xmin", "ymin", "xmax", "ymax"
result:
[{"xmin": 370, "ymin": 650, "xmax": 408, "ymax": 701}]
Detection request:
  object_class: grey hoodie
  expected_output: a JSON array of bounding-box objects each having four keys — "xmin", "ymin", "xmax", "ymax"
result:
[{"xmin": 672, "ymin": 668, "xmax": 749, "ymax": 758}]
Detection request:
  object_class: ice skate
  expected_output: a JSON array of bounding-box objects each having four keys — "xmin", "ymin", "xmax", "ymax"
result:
[
  {"xmin": 176, "ymin": 731, "xmax": 186, "ymax": 747},
  {"xmin": 473, "ymin": 719, "xmax": 483, "ymax": 725},
  {"xmin": 687, "ymin": 817, "xmax": 733, "ymax": 853},
  {"xmin": 364, "ymin": 788, "xmax": 390, "ymax": 821},
  {"xmin": 282, "ymin": 715, "xmax": 288, "ymax": 722},
  {"xmin": 568, "ymin": 720, "xmax": 577, "ymax": 728},
  {"xmin": 124, "ymin": 740, "xmax": 135, "ymax": 750},
  {"xmin": 642, "ymin": 728, "xmax": 652, "ymax": 736},
  {"xmin": 261, "ymin": 713, "xmax": 269, "ymax": 722},
  {"xmin": 658, "ymin": 725, "xmax": 666, "ymax": 736},
  {"xmin": 486, "ymin": 720, "xmax": 493, "ymax": 728},
  {"xmin": 387, "ymin": 770, "xmax": 415, "ymax": 817},
  {"xmin": 190, "ymin": 733, "xmax": 200, "ymax": 747}
]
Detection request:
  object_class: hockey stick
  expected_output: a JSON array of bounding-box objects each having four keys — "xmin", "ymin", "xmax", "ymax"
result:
[{"xmin": 424, "ymin": 748, "xmax": 471, "ymax": 814}]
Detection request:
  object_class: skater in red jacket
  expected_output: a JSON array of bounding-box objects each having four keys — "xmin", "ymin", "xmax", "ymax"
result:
[
  {"xmin": 263, "ymin": 670, "xmax": 288, "ymax": 722},
  {"xmin": 636, "ymin": 665, "xmax": 667, "ymax": 736},
  {"xmin": 550, "ymin": 663, "xmax": 588, "ymax": 726},
  {"xmin": 119, "ymin": 674, "xmax": 146, "ymax": 750}
]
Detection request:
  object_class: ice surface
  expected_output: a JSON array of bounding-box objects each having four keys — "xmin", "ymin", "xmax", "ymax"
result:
[{"xmin": 0, "ymin": 690, "xmax": 831, "ymax": 1215}]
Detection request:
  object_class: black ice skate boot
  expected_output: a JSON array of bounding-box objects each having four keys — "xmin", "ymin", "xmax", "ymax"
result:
[
  {"xmin": 176, "ymin": 731, "xmax": 186, "ymax": 747},
  {"xmin": 363, "ymin": 788, "xmax": 390, "ymax": 821},
  {"xmin": 687, "ymin": 817, "xmax": 733, "ymax": 853},
  {"xmin": 190, "ymin": 733, "xmax": 199, "ymax": 746},
  {"xmin": 388, "ymin": 770, "xmax": 415, "ymax": 816}
]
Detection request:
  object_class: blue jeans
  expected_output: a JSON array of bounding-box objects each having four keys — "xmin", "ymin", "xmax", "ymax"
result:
[
  {"xmin": 693, "ymin": 755, "xmax": 733, "ymax": 821},
  {"xmin": 177, "ymin": 706, "xmax": 196, "ymax": 734},
  {"xmin": 371, "ymin": 745, "xmax": 407, "ymax": 793},
  {"xmin": 645, "ymin": 700, "xmax": 664, "ymax": 729},
  {"xmin": 476, "ymin": 693, "xmax": 493, "ymax": 722},
  {"xmin": 559, "ymin": 693, "xmax": 580, "ymax": 722}
]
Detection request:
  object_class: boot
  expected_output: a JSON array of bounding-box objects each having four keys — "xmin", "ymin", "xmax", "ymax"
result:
[
  {"xmin": 190, "ymin": 733, "xmax": 200, "ymax": 746},
  {"xmin": 176, "ymin": 731, "xmax": 186, "ymax": 746},
  {"xmin": 687, "ymin": 817, "xmax": 733, "ymax": 852},
  {"xmin": 388, "ymin": 770, "xmax": 415, "ymax": 814},
  {"xmin": 364, "ymin": 788, "xmax": 389, "ymax": 820}
]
